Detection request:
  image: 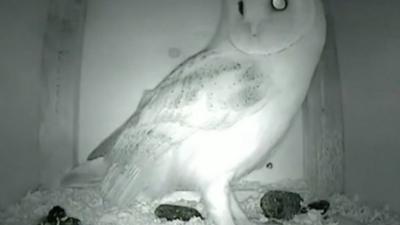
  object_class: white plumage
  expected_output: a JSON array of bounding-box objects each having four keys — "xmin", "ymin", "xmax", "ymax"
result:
[{"xmin": 62, "ymin": 0, "xmax": 326, "ymax": 224}]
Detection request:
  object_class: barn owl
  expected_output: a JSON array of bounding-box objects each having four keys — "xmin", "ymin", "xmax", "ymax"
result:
[{"xmin": 62, "ymin": 0, "xmax": 326, "ymax": 224}]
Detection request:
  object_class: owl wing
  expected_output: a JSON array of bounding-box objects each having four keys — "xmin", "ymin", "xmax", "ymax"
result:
[
  {"xmin": 88, "ymin": 50, "xmax": 272, "ymax": 160},
  {"xmin": 86, "ymin": 89, "xmax": 154, "ymax": 161},
  {"xmin": 138, "ymin": 51, "xmax": 272, "ymax": 130},
  {"xmin": 92, "ymin": 50, "xmax": 274, "ymax": 205}
]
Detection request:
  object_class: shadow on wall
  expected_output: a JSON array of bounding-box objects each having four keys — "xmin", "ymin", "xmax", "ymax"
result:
[
  {"xmin": 0, "ymin": 0, "xmax": 49, "ymax": 208},
  {"xmin": 331, "ymin": 0, "xmax": 400, "ymax": 213}
]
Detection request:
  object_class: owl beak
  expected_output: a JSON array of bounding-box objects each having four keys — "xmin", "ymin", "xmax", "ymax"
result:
[
  {"xmin": 250, "ymin": 22, "xmax": 260, "ymax": 37},
  {"xmin": 246, "ymin": 15, "xmax": 265, "ymax": 37}
]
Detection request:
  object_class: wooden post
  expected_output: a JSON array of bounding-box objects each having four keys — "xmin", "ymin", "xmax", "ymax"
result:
[
  {"xmin": 39, "ymin": 0, "xmax": 87, "ymax": 188},
  {"xmin": 303, "ymin": 0, "xmax": 345, "ymax": 198}
]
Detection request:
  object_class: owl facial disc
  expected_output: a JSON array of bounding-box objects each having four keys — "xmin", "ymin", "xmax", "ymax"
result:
[{"xmin": 227, "ymin": 0, "xmax": 318, "ymax": 55}]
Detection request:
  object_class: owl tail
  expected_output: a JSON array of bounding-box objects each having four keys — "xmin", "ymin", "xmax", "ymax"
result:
[{"xmin": 61, "ymin": 158, "xmax": 109, "ymax": 188}]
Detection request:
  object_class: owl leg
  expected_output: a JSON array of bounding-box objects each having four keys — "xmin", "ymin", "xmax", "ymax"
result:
[
  {"xmin": 203, "ymin": 178, "xmax": 236, "ymax": 225},
  {"xmin": 229, "ymin": 191, "xmax": 255, "ymax": 224}
]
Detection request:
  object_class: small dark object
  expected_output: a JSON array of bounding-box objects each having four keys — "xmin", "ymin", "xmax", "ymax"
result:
[
  {"xmin": 47, "ymin": 206, "xmax": 67, "ymax": 223},
  {"xmin": 260, "ymin": 190, "xmax": 303, "ymax": 220},
  {"xmin": 266, "ymin": 162, "xmax": 274, "ymax": 169},
  {"xmin": 300, "ymin": 206, "xmax": 308, "ymax": 214},
  {"xmin": 155, "ymin": 204, "xmax": 204, "ymax": 221},
  {"xmin": 307, "ymin": 200, "xmax": 330, "ymax": 215},
  {"xmin": 38, "ymin": 206, "xmax": 81, "ymax": 225},
  {"xmin": 238, "ymin": 0, "xmax": 244, "ymax": 16}
]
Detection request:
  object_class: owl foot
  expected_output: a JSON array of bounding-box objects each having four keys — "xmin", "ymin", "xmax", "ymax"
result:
[
  {"xmin": 203, "ymin": 178, "xmax": 236, "ymax": 225},
  {"xmin": 203, "ymin": 177, "xmax": 263, "ymax": 225}
]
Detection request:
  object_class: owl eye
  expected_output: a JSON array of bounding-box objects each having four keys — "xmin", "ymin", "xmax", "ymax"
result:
[
  {"xmin": 238, "ymin": 0, "xmax": 244, "ymax": 16},
  {"xmin": 271, "ymin": 0, "xmax": 288, "ymax": 11}
]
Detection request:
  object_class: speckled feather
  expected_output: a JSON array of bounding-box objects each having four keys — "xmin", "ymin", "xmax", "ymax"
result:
[{"xmin": 97, "ymin": 49, "xmax": 273, "ymax": 205}]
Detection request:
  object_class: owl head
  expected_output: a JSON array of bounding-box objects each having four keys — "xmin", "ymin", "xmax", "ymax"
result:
[{"xmin": 210, "ymin": 0, "xmax": 326, "ymax": 55}]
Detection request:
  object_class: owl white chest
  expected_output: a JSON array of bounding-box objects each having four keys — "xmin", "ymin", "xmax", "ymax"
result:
[{"xmin": 175, "ymin": 92, "xmax": 296, "ymax": 187}]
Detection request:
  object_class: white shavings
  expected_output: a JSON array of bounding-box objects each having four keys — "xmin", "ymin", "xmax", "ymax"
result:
[
  {"xmin": 1, "ymin": 185, "xmax": 399, "ymax": 225},
  {"xmin": 0, "ymin": 187, "xmax": 212, "ymax": 225},
  {"xmin": 328, "ymin": 194, "xmax": 400, "ymax": 225},
  {"xmin": 284, "ymin": 210, "xmax": 336, "ymax": 225}
]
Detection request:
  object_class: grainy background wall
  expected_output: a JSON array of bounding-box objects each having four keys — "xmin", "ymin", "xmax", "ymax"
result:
[
  {"xmin": 331, "ymin": 0, "xmax": 400, "ymax": 212},
  {"xmin": 0, "ymin": 0, "xmax": 49, "ymax": 209}
]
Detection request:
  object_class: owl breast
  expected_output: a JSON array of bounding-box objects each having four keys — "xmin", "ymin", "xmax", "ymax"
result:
[{"xmin": 173, "ymin": 91, "xmax": 296, "ymax": 188}]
